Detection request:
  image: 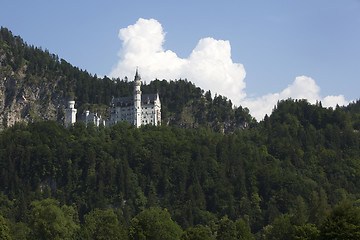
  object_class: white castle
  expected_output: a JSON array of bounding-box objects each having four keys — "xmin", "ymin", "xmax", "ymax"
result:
[{"xmin": 65, "ymin": 69, "xmax": 161, "ymax": 127}]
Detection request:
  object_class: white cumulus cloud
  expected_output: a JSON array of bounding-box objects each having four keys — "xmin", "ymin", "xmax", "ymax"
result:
[
  {"xmin": 243, "ymin": 76, "xmax": 348, "ymax": 120},
  {"xmin": 109, "ymin": 18, "xmax": 348, "ymax": 121},
  {"xmin": 109, "ymin": 18, "xmax": 246, "ymax": 104}
]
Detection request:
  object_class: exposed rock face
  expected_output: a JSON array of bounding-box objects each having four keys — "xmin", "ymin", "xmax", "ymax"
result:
[{"xmin": 0, "ymin": 58, "xmax": 65, "ymax": 130}]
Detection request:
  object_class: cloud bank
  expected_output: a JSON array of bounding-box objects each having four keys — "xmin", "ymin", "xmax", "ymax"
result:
[
  {"xmin": 242, "ymin": 76, "xmax": 348, "ymax": 120},
  {"xmin": 109, "ymin": 18, "xmax": 348, "ymax": 120}
]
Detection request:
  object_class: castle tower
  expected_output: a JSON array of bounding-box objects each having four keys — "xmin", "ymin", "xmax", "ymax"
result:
[
  {"xmin": 65, "ymin": 100, "xmax": 77, "ymax": 127},
  {"xmin": 154, "ymin": 92, "xmax": 161, "ymax": 126},
  {"xmin": 134, "ymin": 69, "xmax": 142, "ymax": 127}
]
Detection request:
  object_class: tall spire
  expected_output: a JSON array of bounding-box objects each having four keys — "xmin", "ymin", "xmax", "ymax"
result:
[{"xmin": 134, "ymin": 67, "xmax": 141, "ymax": 81}]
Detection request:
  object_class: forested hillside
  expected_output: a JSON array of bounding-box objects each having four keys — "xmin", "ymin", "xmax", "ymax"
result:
[
  {"xmin": 0, "ymin": 27, "xmax": 253, "ymax": 132},
  {"xmin": 0, "ymin": 99, "xmax": 359, "ymax": 239},
  {"xmin": 1, "ymin": 26, "xmax": 360, "ymax": 239}
]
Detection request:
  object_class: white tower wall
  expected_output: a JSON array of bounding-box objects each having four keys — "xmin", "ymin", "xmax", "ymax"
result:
[
  {"xmin": 65, "ymin": 100, "xmax": 77, "ymax": 127},
  {"xmin": 154, "ymin": 93, "xmax": 161, "ymax": 126},
  {"xmin": 134, "ymin": 70, "xmax": 142, "ymax": 128}
]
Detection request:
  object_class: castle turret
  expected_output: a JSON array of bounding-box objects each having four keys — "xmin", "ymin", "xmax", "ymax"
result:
[
  {"xmin": 154, "ymin": 92, "xmax": 161, "ymax": 126},
  {"xmin": 65, "ymin": 100, "xmax": 77, "ymax": 127},
  {"xmin": 134, "ymin": 68, "xmax": 142, "ymax": 127}
]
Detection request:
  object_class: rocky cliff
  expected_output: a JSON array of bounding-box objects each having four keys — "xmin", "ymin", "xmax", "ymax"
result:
[{"xmin": 0, "ymin": 40, "xmax": 66, "ymax": 130}]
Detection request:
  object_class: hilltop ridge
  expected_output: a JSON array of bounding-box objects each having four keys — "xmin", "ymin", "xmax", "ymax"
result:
[{"xmin": 0, "ymin": 27, "xmax": 254, "ymax": 132}]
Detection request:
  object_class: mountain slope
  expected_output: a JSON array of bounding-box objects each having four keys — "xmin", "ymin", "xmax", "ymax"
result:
[
  {"xmin": 0, "ymin": 27, "xmax": 254, "ymax": 132},
  {"xmin": 1, "ymin": 27, "xmax": 360, "ymax": 239},
  {"xmin": 0, "ymin": 99, "xmax": 359, "ymax": 237},
  {"xmin": 0, "ymin": 27, "xmax": 66, "ymax": 128}
]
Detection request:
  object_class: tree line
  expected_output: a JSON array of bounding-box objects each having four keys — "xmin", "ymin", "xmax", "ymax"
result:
[{"xmin": 0, "ymin": 98, "xmax": 359, "ymax": 238}]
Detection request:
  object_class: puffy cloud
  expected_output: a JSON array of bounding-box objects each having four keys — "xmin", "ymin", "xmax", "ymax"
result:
[
  {"xmin": 110, "ymin": 18, "xmax": 186, "ymax": 80},
  {"xmin": 110, "ymin": 18, "xmax": 348, "ymax": 121},
  {"xmin": 109, "ymin": 18, "xmax": 246, "ymax": 103},
  {"xmin": 187, "ymin": 38, "xmax": 246, "ymax": 102},
  {"xmin": 322, "ymin": 95, "xmax": 348, "ymax": 108},
  {"xmin": 242, "ymin": 76, "xmax": 348, "ymax": 120}
]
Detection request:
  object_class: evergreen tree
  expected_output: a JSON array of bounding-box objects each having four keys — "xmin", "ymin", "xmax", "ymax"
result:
[{"xmin": 320, "ymin": 200, "xmax": 360, "ymax": 239}]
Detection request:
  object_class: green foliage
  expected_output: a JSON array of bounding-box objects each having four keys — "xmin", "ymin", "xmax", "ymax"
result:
[
  {"xmin": 319, "ymin": 200, "xmax": 360, "ymax": 239},
  {"xmin": 344, "ymin": 99, "xmax": 360, "ymax": 114},
  {"xmin": 0, "ymin": 97, "xmax": 359, "ymax": 238},
  {"xmin": 293, "ymin": 224, "xmax": 320, "ymax": 240},
  {"xmin": 8, "ymin": 222, "xmax": 31, "ymax": 240},
  {"xmin": 216, "ymin": 216, "xmax": 237, "ymax": 240},
  {"xmin": 29, "ymin": 198, "xmax": 79, "ymax": 240},
  {"xmin": 129, "ymin": 207, "xmax": 182, "ymax": 240},
  {"xmin": 262, "ymin": 214, "xmax": 294, "ymax": 240},
  {"xmin": 235, "ymin": 218, "xmax": 254, "ymax": 240},
  {"xmin": 180, "ymin": 225, "xmax": 212, "ymax": 240},
  {"xmin": 81, "ymin": 208, "xmax": 126, "ymax": 240},
  {"xmin": 0, "ymin": 215, "xmax": 12, "ymax": 240},
  {"xmin": 216, "ymin": 216, "xmax": 254, "ymax": 240}
]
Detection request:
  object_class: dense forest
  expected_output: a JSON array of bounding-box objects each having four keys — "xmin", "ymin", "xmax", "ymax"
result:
[
  {"xmin": 0, "ymin": 99, "xmax": 359, "ymax": 239},
  {"xmin": 1, "ymin": 27, "xmax": 360, "ymax": 239}
]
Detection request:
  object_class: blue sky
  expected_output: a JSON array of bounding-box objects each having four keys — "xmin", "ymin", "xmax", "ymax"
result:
[{"xmin": 1, "ymin": 0, "xmax": 359, "ymax": 119}]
